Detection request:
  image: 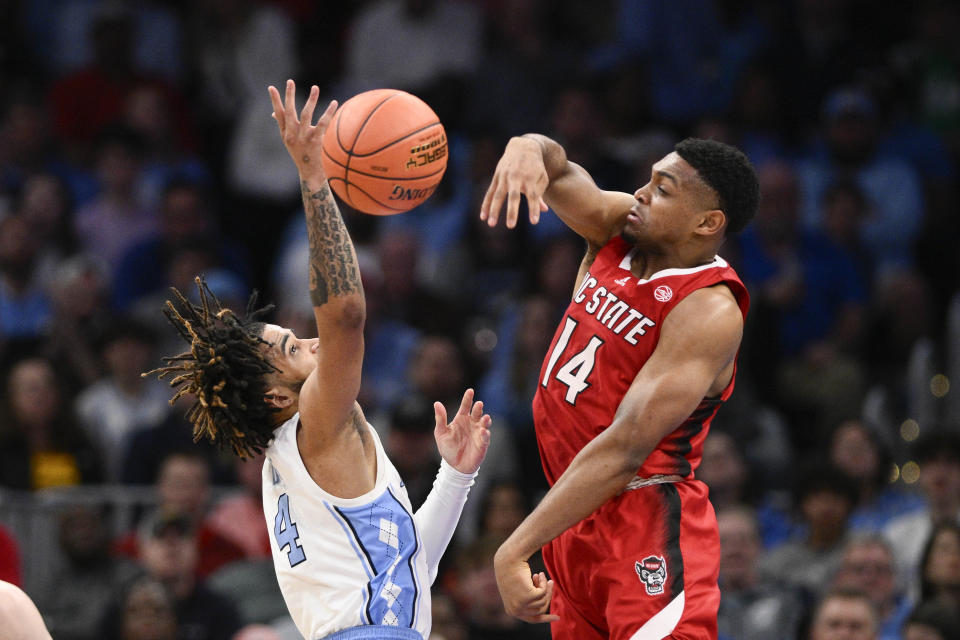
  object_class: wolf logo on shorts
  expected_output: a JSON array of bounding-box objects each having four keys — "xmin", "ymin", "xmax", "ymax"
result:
[{"xmin": 635, "ymin": 556, "xmax": 667, "ymax": 596}]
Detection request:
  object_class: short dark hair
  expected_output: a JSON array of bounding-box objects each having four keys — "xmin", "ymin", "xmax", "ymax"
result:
[
  {"xmin": 792, "ymin": 459, "xmax": 859, "ymax": 509},
  {"xmin": 144, "ymin": 278, "xmax": 278, "ymax": 457},
  {"xmin": 812, "ymin": 587, "xmax": 877, "ymax": 627},
  {"xmin": 674, "ymin": 138, "xmax": 759, "ymax": 234}
]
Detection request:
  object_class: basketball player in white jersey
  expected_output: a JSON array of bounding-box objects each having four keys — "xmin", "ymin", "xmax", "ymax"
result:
[{"xmin": 146, "ymin": 79, "xmax": 492, "ymax": 640}]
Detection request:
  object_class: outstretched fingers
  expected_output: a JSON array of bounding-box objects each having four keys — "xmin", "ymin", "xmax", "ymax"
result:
[
  {"xmin": 268, "ymin": 85, "xmax": 285, "ymax": 131},
  {"xmin": 300, "ymin": 85, "xmax": 320, "ymax": 127},
  {"xmin": 434, "ymin": 401, "xmax": 448, "ymax": 431}
]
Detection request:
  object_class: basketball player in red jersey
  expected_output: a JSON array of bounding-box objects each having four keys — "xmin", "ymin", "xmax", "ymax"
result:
[{"xmin": 480, "ymin": 134, "xmax": 759, "ymax": 639}]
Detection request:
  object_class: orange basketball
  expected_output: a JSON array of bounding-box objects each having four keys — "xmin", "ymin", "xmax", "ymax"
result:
[{"xmin": 321, "ymin": 89, "xmax": 448, "ymax": 215}]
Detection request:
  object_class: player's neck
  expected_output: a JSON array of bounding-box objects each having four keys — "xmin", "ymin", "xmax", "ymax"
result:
[{"xmin": 630, "ymin": 245, "xmax": 718, "ymax": 279}]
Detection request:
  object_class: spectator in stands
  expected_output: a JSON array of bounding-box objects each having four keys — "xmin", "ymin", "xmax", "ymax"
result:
[
  {"xmin": 901, "ymin": 599, "xmax": 960, "ymax": 640},
  {"xmin": 112, "ymin": 179, "xmax": 247, "ymax": 312},
  {"xmin": 717, "ymin": 505, "xmax": 805, "ymax": 640},
  {"xmin": 39, "ymin": 503, "xmax": 142, "ymax": 640},
  {"xmin": 797, "ymin": 86, "xmax": 924, "ymax": 271},
  {"xmin": 918, "ymin": 522, "xmax": 960, "ymax": 610},
  {"xmin": 72, "ymin": 126, "xmax": 156, "ymax": 275},
  {"xmin": 99, "ymin": 575, "xmax": 178, "ymax": 640},
  {"xmin": 884, "ymin": 430, "xmax": 960, "ymax": 597},
  {"xmin": 75, "ymin": 316, "xmax": 170, "ymax": 480},
  {"xmin": 131, "ymin": 511, "xmax": 241, "ymax": 640},
  {"xmin": 205, "ymin": 452, "xmax": 270, "ymax": 559},
  {"xmin": 0, "ymin": 356, "xmax": 101, "ymax": 489},
  {"xmin": 17, "ymin": 172, "xmax": 76, "ymax": 291},
  {"xmin": 0, "ymin": 213, "xmax": 51, "ymax": 342},
  {"xmin": 114, "ymin": 452, "xmax": 244, "ymax": 578},
  {"xmin": 119, "ymin": 576, "xmax": 178, "ymax": 640},
  {"xmin": 832, "ymin": 534, "xmax": 912, "ymax": 640},
  {"xmin": 736, "ymin": 160, "xmax": 867, "ymax": 443},
  {"xmin": 42, "ymin": 255, "xmax": 111, "ymax": 394},
  {"xmin": 451, "ymin": 534, "xmax": 549, "ymax": 640},
  {"xmin": 47, "ymin": 10, "xmax": 190, "ymax": 159},
  {"xmin": 807, "ymin": 588, "xmax": 878, "ymax": 640},
  {"xmin": 383, "ymin": 394, "xmax": 442, "ymax": 508},
  {"xmin": 819, "ymin": 180, "xmax": 874, "ymax": 287},
  {"xmin": 760, "ymin": 461, "xmax": 858, "ymax": 598},
  {"xmin": 829, "ymin": 419, "xmax": 925, "ymax": 532}
]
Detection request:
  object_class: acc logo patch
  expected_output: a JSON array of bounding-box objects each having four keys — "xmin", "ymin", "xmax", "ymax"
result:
[
  {"xmin": 635, "ymin": 555, "xmax": 667, "ymax": 596},
  {"xmin": 653, "ymin": 285, "xmax": 673, "ymax": 302}
]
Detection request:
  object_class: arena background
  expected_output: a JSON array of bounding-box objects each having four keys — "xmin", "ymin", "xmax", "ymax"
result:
[{"xmin": 0, "ymin": 1, "xmax": 958, "ymax": 639}]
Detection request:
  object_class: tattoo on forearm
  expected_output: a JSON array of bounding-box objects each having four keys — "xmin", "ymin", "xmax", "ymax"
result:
[{"xmin": 302, "ymin": 181, "xmax": 362, "ymax": 307}]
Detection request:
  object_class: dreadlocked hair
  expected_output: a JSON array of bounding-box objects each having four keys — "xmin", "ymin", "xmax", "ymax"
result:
[{"xmin": 144, "ymin": 277, "xmax": 278, "ymax": 458}]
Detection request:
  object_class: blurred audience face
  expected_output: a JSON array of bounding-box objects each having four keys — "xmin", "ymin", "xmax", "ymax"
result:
[
  {"xmin": 96, "ymin": 140, "xmax": 140, "ymax": 196},
  {"xmin": 833, "ymin": 539, "xmax": 896, "ymax": 612},
  {"xmin": 0, "ymin": 215, "xmax": 41, "ymax": 282},
  {"xmin": 809, "ymin": 594, "xmax": 877, "ymax": 640},
  {"xmin": 830, "ymin": 421, "xmax": 879, "ymax": 485},
  {"xmin": 538, "ymin": 237, "xmax": 581, "ymax": 303},
  {"xmin": 481, "ymin": 484, "xmax": 527, "ymax": 539},
  {"xmin": 515, "ymin": 296, "xmax": 554, "ymax": 359},
  {"xmin": 755, "ymin": 162, "xmax": 800, "ymax": 237},
  {"xmin": 51, "ymin": 256, "xmax": 107, "ymax": 319},
  {"xmin": 410, "ymin": 336, "xmax": 464, "ymax": 401},
  {"xmin": 121, "ymin": 579, "xmax": 177, "ymax": 640},
  {"xmin": 801, "ymin": 489, "xmax": 852, "ymax": 538},
  {"xmin": 20, "ymin": 173, "xmax": 70, "ymax": 242},
  {"xmin": 8, "ymin": 358, "xmax": 60, "ymax": 427},
  {"xmin": 378, "ymin": 232, "xmax": 420, "ymax": 298},
  {"xmin": 104, "ymin": 335, "xmax": 154, "ymax": 386},
  {"xmin": 698, "ymin": 431, "xmax": 747, "ymax": 506},
  {"xmin": 822, "ymin": 184, "xmax": 867, "ymax": 246},
  {"xmin": 162, "ymin": 185, "xmax": 211, "ymax": 244},
  {"xmin": 140, "ymin": 525, "xmax": 199, "ymax": 584},
  {"xmin": 157, "ymin": 454, "xmax": 211, "ymax": 518},
  {"xmin": 717, "ymin": 507, "xmax": 761, "ymax": 590},
  {"xmin": 924, "ymin": 527, "xmax": 960, "ymax": 592},
  {"xmin": 59, "ymin": 505, "xmax": 109, "ymax": 565},
  {"xmin": 919, "ymin": 452, "xmax": 960, "ymax": 509}
]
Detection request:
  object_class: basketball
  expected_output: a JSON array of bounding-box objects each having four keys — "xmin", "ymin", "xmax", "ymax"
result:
[{"xmin": 321, "ymin": 89, "xmax": 448, "ymax": 215}]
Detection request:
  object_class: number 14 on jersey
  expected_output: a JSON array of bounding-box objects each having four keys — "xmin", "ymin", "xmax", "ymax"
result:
[{"xmin": 542, "ymin": 317, "xmax": 604, "ymax": 405}]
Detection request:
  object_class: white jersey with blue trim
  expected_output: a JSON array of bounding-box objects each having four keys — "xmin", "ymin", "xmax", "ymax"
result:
[{"xmin": 262, "ymin": 413, "xmax": 431, "ymax": 640}]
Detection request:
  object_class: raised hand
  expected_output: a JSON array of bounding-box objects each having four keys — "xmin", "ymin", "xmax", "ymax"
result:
[
  {"xmin": 268, "ymin": 79, "xmax": 338, "ymax": 178},
  {"xmin": 433, "ymin": 388, "xmax": 491, "ymax": 475},
  {"xmin": 480, "ymin": 136, "xmax": 550, "ymax": 229}
]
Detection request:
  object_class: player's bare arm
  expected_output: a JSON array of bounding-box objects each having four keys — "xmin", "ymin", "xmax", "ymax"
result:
[
  {"xmin": 480, "ymin": 134, "xmax": 635, "ymax": 247},
  {"xmin": 268, "ymin": 81, "xmax": 367, "ymax": 447},
  {"xmin": 493, "ymin": 284, "xmax": 743, "ymax": 623},
  {"xmin": 0, "ymin": 581, "xmax": 53, "ymax": 640}
]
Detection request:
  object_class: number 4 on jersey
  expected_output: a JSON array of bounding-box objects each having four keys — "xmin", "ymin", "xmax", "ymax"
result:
[
  {"xmin": 542, "ymin": 317, "xmax": 604, "ymax": 404},
  {"xmin": 275, "ymin": 493, "xmax": 306, "ymax": 567}
]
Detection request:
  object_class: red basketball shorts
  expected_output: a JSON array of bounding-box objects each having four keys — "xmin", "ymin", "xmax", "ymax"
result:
[{"xmin": 542, "ymin": 479, "xmax": 720, "ymax": 640}]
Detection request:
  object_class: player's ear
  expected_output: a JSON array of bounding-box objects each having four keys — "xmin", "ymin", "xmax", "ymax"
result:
[
  {"xmin": 264, "ymin": 385, "xmax": 295, "ymax": 409},
  {"xmin": 696, "ymin": 209, "xmax": 726, "ymax": 236}
]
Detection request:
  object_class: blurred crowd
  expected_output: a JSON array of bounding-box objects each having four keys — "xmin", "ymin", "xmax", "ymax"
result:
[{"xmin": 0, "ymin": 0, "xmax": 959, "ymax": 639}]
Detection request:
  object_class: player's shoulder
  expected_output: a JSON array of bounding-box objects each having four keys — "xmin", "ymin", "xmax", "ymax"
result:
[{"xmin": 662, "ymin": 284, "xmax": 743, "ymax": 343}]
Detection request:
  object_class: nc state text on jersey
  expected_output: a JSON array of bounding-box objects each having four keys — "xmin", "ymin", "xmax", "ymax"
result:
[{"xmin": 573, "ymin": 273, "xmax": 657, "ymax": 344}]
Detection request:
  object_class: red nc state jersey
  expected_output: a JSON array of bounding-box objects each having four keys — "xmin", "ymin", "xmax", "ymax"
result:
[{"xmin": 533, "ymin": 236, "xmax": 749, "ymax": 485}]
